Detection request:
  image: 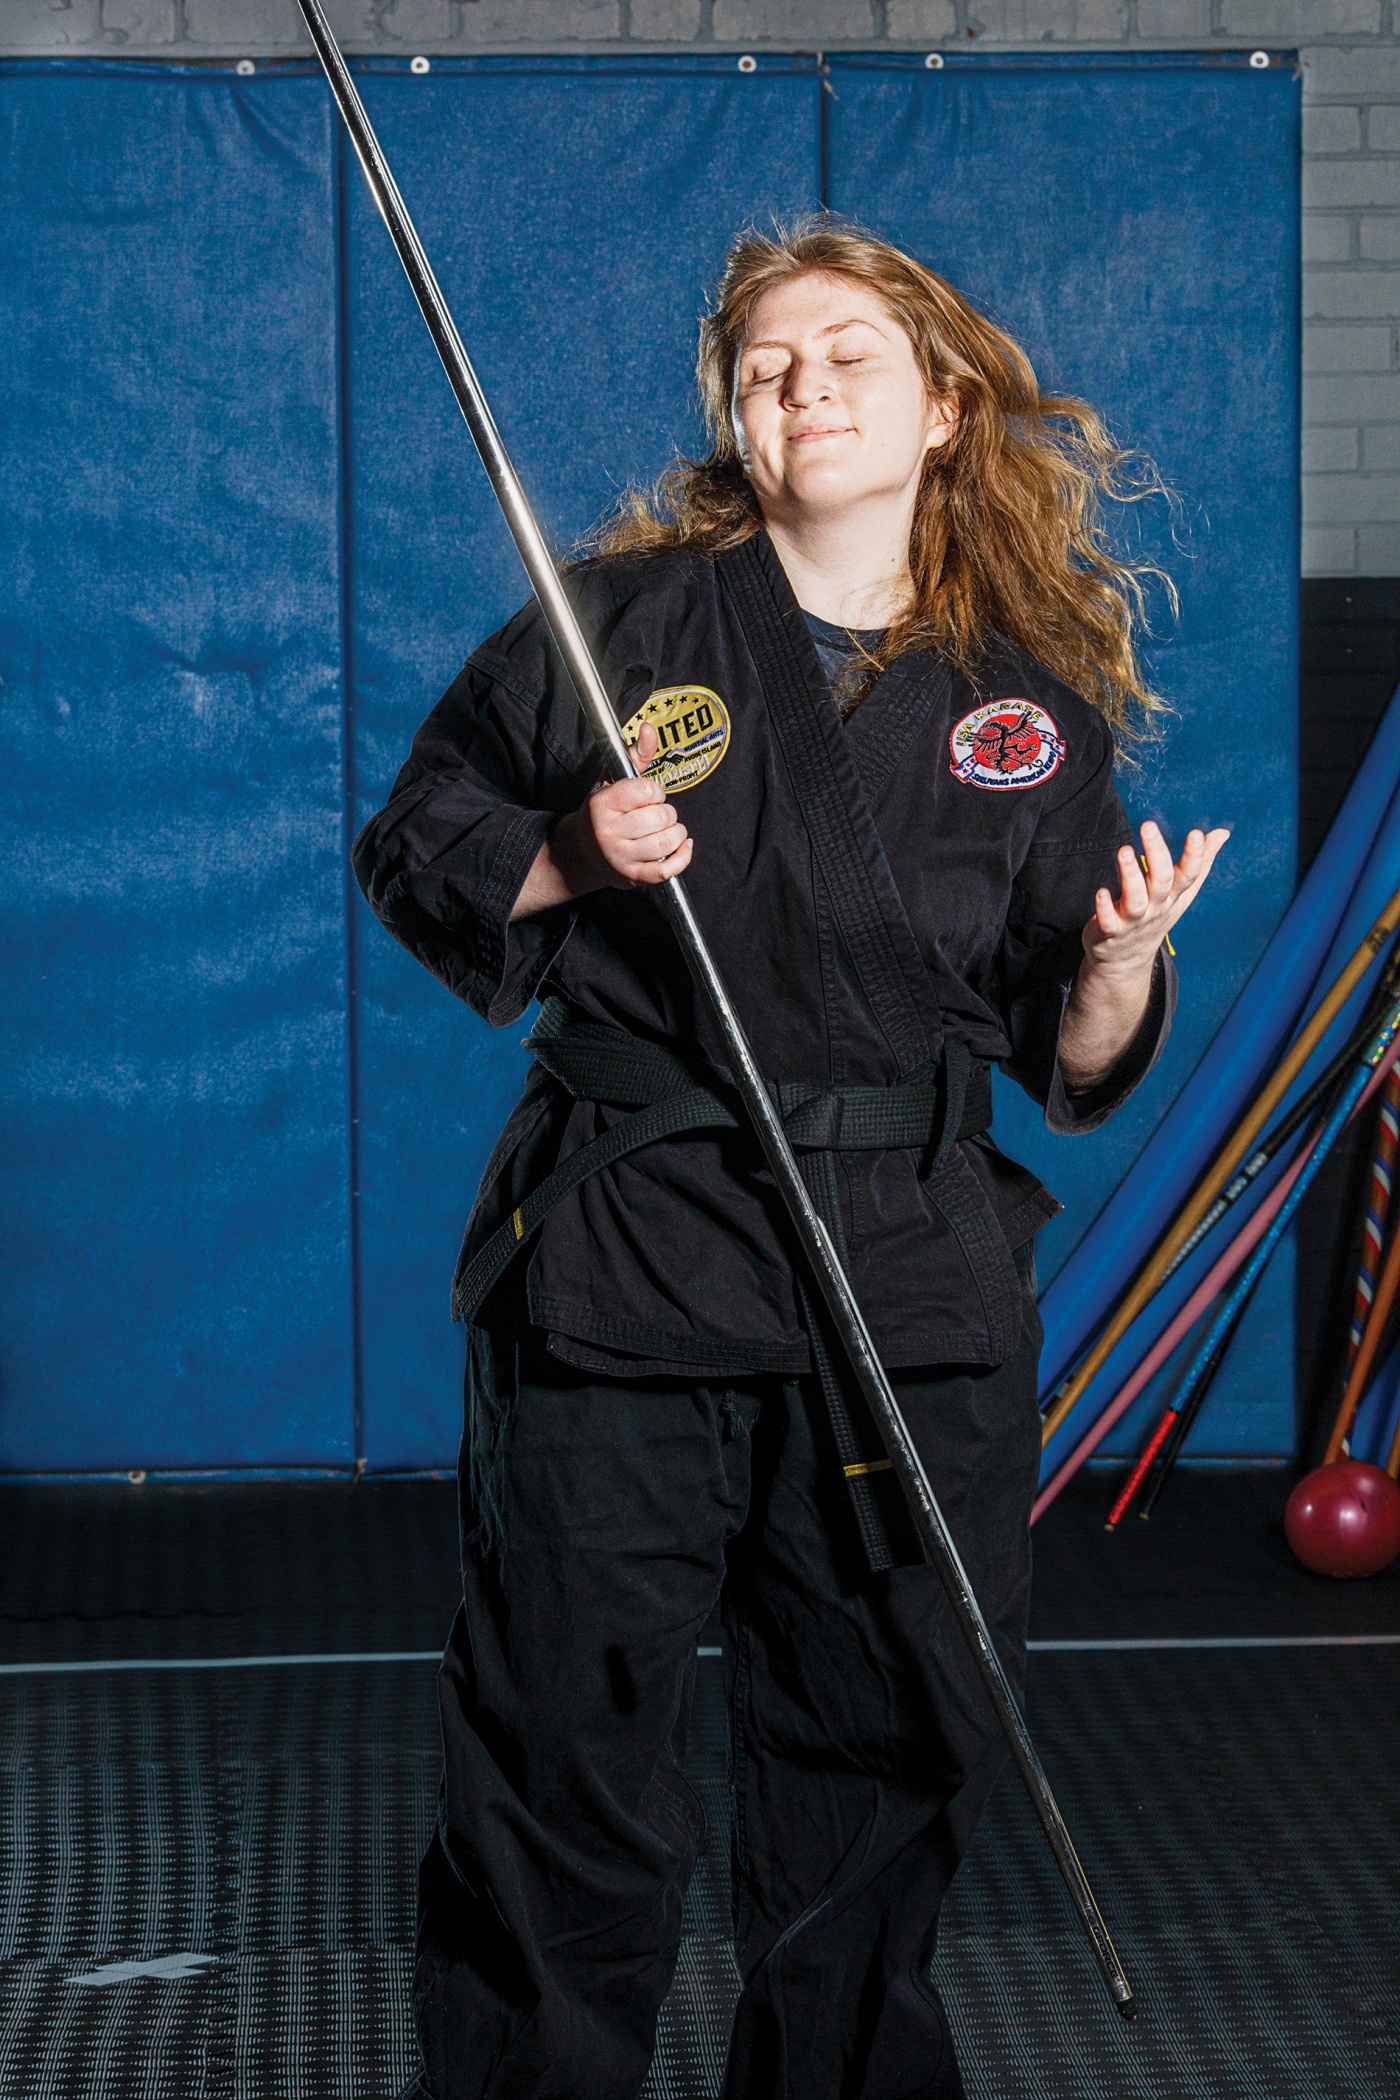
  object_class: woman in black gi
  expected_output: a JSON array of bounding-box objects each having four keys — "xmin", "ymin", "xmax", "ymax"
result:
[{"xmin": 357, "ymin": 223, "xmax": 1226, "ymax": 2100}]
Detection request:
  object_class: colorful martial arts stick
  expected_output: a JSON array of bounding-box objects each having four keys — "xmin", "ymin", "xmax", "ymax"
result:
[
  {"xmin": 1033, "ymin": 1023, "xmax": 1400, "ymax": 1523},
  {"xmin": 1309, "ymin": 1063, "xmax": 1400, "ymax": 1467},
  {"xmin": 1345, "ymin": 1065, "xmax": 1400, "ymax": 1368},
  {"xmin": 292, "ymin": 0, "xmax": 1137, "ymax": 2019},
  {"xmin": 1131, "ymin": 1280, "xmax": 1260, "ymax": 1525},
  {"xmin": 1041, "ymin": 887, "xmax": 1400, "ymax": 1448},
  {"xmin": 1324, "ymin": 1159, "xmax": 1400, "ymax": 1464},
  {"xmin": 1159, "ymin": 957, "xmax": 1400, "ymax": 1286},
  {"xmin": 1036, "ymin": 952, "xmax": 1400, "ymax": 1481},
  {"xmin": 1099, "ymin": 992, "xmax": 1400, "ymax": 1530},
  {"xmin": 1387, "ymin": 1389, "xmax": 1400, "ymax": 1478},
  {"xmin": 1034, "ymin": 1148, "xmax": 1307, "ymax": 1523}
]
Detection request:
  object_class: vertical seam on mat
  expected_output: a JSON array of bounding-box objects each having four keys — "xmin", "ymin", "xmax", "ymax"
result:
[
  {"xmin": 332, "ymin": 98, "xmax": 366, "ymax": 1469},
  {"xmin": 201, "ymin": 1677, "xmax": 241, "ymax": 2099}
]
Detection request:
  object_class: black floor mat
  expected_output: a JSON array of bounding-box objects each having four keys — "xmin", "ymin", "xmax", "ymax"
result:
[
  {"xmin": 0, "ymin": 1472, "xmax": 1397, "ymax": 2097},
  {"xmin": 0, "ymin": 1659, "xmax": 734, "ymax": 2098},
  {"xmin": 0, "ymin": 1480, "xmax": 460, "ymax": 1663},
  {"xmin": 934, "ymin": 1647, "xmax": 1400, "ymax": 2098},
  {"xmin": 1029, "ymin": 1464, "xmax": 1400, "ymax": 1640},
  {"xmin": 0, "ymin": 1664, "xmax": 432, "ymax": 2098}
]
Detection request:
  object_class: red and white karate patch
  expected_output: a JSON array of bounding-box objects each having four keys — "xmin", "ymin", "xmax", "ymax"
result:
[{"xmin": 948, "ymin": 700, "xmax": 1065, "ymax": 791}]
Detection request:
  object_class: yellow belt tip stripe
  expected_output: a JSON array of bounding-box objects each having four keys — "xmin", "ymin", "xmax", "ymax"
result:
[
  {"xmin": 512, "ymin": 1208, "xmax": 525, "ymax": 1241},
  {"xmin": 843, "ymin": 1459, "xmax": 894, "ymax": 1478}
]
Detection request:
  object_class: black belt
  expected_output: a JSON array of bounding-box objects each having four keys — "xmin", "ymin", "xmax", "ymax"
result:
[{"xmin": 453, "ymin": 998, "xmax": 992, "ymax": 1572}]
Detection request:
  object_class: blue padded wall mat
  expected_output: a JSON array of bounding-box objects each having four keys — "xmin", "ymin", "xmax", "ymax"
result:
[
  {"xmin": 0, "ymin": 53, "xmax": 1297, "ymax": 1470},
  {"xmin": 0, "ymin": 67, "xmax": 355, "ymax": 1471},
  {"xmin": 341, "ymin": 59, "xmax": 822, "ymax": 1468},
  {"xmin": 827, "ymin": 53, "xmax": 1300, "ymax": 1457}
]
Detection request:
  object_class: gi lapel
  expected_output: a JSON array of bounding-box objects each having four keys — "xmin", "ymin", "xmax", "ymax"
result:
[
  {"xmin": 842, "ymin": 649, "xmax": 952, "ymax": 806},
  {"xmin": 719, "ymin": 533, "xmax": 944, "ymax": 1077},
  {"xmin": 718, "ymin": 534, "xmax": 1021, "ymax": 1495}
]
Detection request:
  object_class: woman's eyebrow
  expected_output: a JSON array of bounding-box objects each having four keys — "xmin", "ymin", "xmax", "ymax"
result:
[{"xmin": 742, "ymin": 318, "xmax": 886, "ymax": 354}]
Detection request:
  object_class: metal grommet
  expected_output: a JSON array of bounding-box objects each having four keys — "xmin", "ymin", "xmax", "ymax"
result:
[
  {"xmin": 737, "ymin": 54, "xmax": 757, "ymax": 73},
  {"xmin": 235, "ymin": 58, "xmax": 255, "ymax": 76},
  {"xmin": 924, "ymin": 51, "xmax": 944, "ymax": 68},
  {"xmin": 127, "ymin": 1469, "xmax": 147, "ymax": 1486},
  {"xmin": 1249, "ymin": 49, "xmax": 1270, "ymax": 68},
  {"xmin": 410, "ymin": 54, "xmax": 431, "ymax": 74}
]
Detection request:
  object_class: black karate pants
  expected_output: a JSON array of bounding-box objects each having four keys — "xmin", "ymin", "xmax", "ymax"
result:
[{"xmin": 408, "ymin": 1267, "xmax": 1042, "ymax": 2100}]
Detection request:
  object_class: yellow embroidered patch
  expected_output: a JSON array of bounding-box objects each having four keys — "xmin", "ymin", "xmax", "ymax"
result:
[{"xmin": 621, "ymin": 686, "xmax": 730, "ymax": 796}]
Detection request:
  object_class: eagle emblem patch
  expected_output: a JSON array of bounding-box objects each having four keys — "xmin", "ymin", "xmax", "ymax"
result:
[
  {"xmin": 621, "ymin": 685, "xmax": 730, "ymax": 796},
  {"xmin": 949, "ymin": 700, "xmax": 1065, "ymax": 791}
]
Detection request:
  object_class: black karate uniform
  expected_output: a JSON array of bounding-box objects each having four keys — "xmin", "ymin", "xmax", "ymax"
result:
[{"xmin": 355, "ymin": 532, "xmax": 1172, "ymax": 2100}]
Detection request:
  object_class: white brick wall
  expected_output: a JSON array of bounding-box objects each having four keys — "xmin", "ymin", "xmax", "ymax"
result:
[{"xmin": 7, "ymin": 0, "xmax": 1400, "ymax": 573}]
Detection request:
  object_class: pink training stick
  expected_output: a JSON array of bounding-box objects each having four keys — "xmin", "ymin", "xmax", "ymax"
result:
[
  {"xmin": 1031, "ymin": 1149, "xmax": 1309, "ymax": 1524},
  {"xmin": 1031, "ymin": 1030, "xmax": 1400, "ymax": 1526}
]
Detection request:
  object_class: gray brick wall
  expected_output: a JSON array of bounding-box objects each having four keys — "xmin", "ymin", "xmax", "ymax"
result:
[
  {"xmin": 1302, "ymin": 40, "xmax": 1400, "ymax": 573},
  {"xmin": 8, "ymin": 0, "xmax": 1400, "ymax": 574}
]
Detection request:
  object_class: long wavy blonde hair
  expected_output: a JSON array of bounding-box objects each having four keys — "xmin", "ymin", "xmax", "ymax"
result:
[{"xmin": 590, "ymin": 218, "xmax": 1170, "ymax": 736}]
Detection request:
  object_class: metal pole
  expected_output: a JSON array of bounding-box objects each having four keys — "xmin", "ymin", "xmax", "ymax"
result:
[{"xmin": 296, "ymin": 0, "xmax": 1135, "ymax": 2019}]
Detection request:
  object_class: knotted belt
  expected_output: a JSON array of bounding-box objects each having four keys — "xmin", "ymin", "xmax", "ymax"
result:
[{"xmin": 453, "ymin": 996, "xmax": 992, "ymax": 1572}]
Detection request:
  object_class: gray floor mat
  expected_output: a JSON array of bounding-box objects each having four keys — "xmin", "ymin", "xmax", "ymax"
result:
[{"xmin": 1, "ymin": 1476, "xmax": 1398, "ymax": 2097}]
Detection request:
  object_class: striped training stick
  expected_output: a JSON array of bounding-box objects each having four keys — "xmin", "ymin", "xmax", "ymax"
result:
[
  {"xmin": 1324, "ymin": 1173, "xmax": 1400, "ymax": 1464},
  {"xmin": 1346, "ymin": 1064, "xmax": 1400, "ymax": 1370}
]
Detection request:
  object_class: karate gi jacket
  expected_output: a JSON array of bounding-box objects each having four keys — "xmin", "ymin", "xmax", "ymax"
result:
[{"xmin": 353, "ymin": 532, "xmax": 1174, "ymax": 1379}]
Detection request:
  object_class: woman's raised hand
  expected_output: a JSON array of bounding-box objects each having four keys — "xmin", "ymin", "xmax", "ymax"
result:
[{"xmin": 1082, "ymin": 819, "xmax": 1229, "ymax": 978}]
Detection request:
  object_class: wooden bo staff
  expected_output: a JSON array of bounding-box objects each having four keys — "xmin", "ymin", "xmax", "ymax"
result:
[
  {"xmin": 1040, "ymin": 957, "xmax": 1400, "ymax": 1502},
  {"xmin": 1161, "ymin": 956, "xmax": 1400, "ymax": 1288},
  {"xmin": 1042, "ymin": 886, "xmax": 1400, "ymax": 1450},
  {"xmin": 1099, "ymin": 992, "xmax": 1400, "ymax": 1530},
  {"xmin": 1034, "ymin": 1021, "xmax": 1400, "ymax": 1522},
  {"xmin": 1033, "ymin": 1145, "xmax": 1309, "ymax": 1523}
]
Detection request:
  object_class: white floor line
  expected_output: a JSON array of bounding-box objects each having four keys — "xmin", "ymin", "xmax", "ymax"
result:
[
  {"xmin": 1, "ymin": 1634, "xmax": 1396, "ymax": 1677},
  {"xmin": 0, "ymin": 1646, "xmax": 727, "ymax": 1677},
  {"xmin": 0, "ymin": 1651, "xmax": 441, "ymax": 1676},
  {"xmin": 1028, "ymin": 1632, "xmax": 1400, "ymax": 1651}
]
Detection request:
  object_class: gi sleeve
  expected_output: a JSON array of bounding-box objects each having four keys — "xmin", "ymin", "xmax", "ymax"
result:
[
  {"xmin": 998, "ymin": 710, "xmax": 1176, "ymax": 1134},
  {"xmin": 352, "ymin": 601, "xmax": 601, "ymax": 1026}
]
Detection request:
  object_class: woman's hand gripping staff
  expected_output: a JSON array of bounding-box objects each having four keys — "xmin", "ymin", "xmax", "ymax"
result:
[
  {"xmin": 511, "ymin": 722, "xmax": 691, "ymax": 921},
  {"xmin": 1059, "ymin": 821, "xmax": 1229, "ymax": 1092}
]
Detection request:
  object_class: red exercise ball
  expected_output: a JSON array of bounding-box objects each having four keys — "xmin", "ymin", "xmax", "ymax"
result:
[{"xmin": 1285, "ymin": 1460, "xmax": 1400, "ymax": 1579}]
